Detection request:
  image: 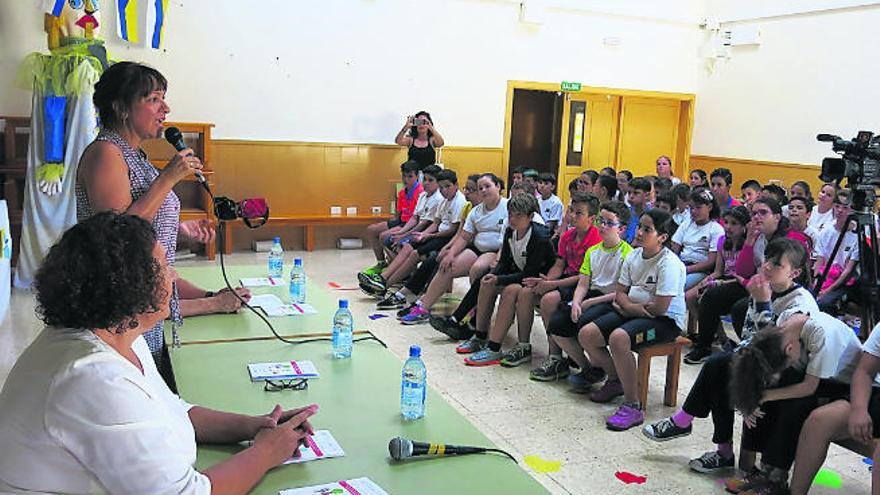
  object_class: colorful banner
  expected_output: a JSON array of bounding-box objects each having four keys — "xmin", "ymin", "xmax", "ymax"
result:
[
  {"xmin": 147, "ymin": 0, "xmax": 169, "ymax": 49},
  {"xmin": 116, "ymin": 0, "xmax": 138, "ymax": 43},
  {"xmin": 49, "ymin": 0, "xmax": 65, "ymax": 17}
]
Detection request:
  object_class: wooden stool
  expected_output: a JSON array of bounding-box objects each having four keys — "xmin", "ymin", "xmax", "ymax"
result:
[{"xmin": 636, "ymin": 336, "xmax": 691, "ymax": 408}]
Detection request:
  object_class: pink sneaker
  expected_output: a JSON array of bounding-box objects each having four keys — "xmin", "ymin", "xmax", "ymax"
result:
[
  {"xmin": 400, "ymin": 305, "xmax": 430, "ymax": 325},
  {"xmin": 589, "ymin": 378, "xmax": 624, "ymax": 403},
  {"xmin": 606, "ymin": 404, "xmax": 644, "ymax": 431}
]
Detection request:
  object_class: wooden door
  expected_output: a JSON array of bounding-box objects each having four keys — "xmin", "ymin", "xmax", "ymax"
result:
[
  {"xmin": 558, "ymin": 94, "xmax": 619, "ymax": 204},
  {"xmin": 616, "ymin": 97, "xmax": 681, "ymax": 178}
]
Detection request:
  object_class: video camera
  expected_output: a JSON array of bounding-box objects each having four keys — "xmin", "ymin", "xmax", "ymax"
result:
[
  {"xmin": 818, "ymin": 131, "xmax": 880, "ymax": 211},
  {"xmin": 213, "ymin": 196, "xmax": 269, "ymax": 228}
]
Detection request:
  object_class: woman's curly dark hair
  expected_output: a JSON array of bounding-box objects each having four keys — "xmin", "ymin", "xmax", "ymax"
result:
[
  {"xmin": 730, "ymin": 329, "xmax": 788, "ymax": 414},
  {"xmin": 34, "ymin": 212, "xmax": 167, "ymax": 333}
]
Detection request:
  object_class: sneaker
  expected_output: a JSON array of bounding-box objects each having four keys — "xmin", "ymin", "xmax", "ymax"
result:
[
  {"xmin": 606, "ymin": 403, "xmax": 644, "ymax": 431},
  {"xmin": 688, "ymin": 451, "xmax": 736, "ymax": 475},
  {"xmin": 723, "ymin": 469, "xmax": 765, "ymax": 493},
  {"xmin": 684, "ymin": 346, "xmax": 712, "ymax": 365},
  {"xmin": 456, "ymin": 335, "xmax": 486, "ymax": 354},
  {"xmin": 529, "ymin": 356, "xmax": 570, "ymax": 382},
  {"xmin": 589, "ymin": 378, "xmax": 624, "ymax": 403},
  {"xmin": 500, "ymin": 343, "xmax": 532, "ymax": 367},
  {"xmin": 360, "ymin": 273, "xmax": 386, "ymax": 294},
  {"xmin": 377, "ymin": 293, "xmax": 407, "ymax": 310},
  {"xmin": 567, "ymin": 367, "xmax": 607, "ymax": 393},
  {"xmin": 464, "ymin": 348, "xmax": 503, "ymax": 366},
  {"xmin": 361, "ymin": 261, "xmax": 387, "ymax": 277},
  {"xmin": 642, "ymin": 417, "xmax": 693, "ymax": 442},
  {"xmin": 359, "ymin": 281, "xmax": 385, "ymax": 299},
  {"xmin": 430, "ymin": 316, "xmax": 475, "ymax": 341},
  {"xmin": 397, "ymin": 303, "xmax": 417, "ymax": 319},
  {"xmin": 400, "ymin": 306, "xmax": 430, "ymax": 325}
]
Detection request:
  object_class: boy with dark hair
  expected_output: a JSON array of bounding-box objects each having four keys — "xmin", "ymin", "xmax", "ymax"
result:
[
  {"xmin": 362, "ymin": 160, "xmax": 423, "ymax": 276},
  {"xmin": 523, "ymin": 168, "xmax": 540, "ymax": 194},
  {"xmin": 624, "ymin": 177, "xmax": 652, "ymax": 243},
  {"xmin": 710, "ymin": 167, "xmax": 741, "ymax": 211},
  {"xmin": 654, "ymin": 177, "xmax": 674, "ymax": 198},
  {"xmin": 509, "ymin": 167, "xmax": 525, "ymax": 198},
  {"xmin": 671, "ymin": 183, "xmax": 692, "ymax": 226},
  {"xmin": 741, "ymin": 179, "xmax": 762, "ymax": 207},
  {"xmin": 537, "ymin": 173, "xmax": 564, "ymax": 232},
  {"xmin": 600, "ymin": 166, "xmax": 616, "ymax": 177},
  {"xmin": 761, "ymin": 184, "xmax": 788, "ymax": 207},
  {"xmin": 361, "ymin": 168, "xmax": 466, "ymax": 297}
]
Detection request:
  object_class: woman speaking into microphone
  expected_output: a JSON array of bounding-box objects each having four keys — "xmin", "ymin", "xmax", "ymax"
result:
[{"xmin": 76, "ymin": 62, "xmax": 249, "ymax": 388}]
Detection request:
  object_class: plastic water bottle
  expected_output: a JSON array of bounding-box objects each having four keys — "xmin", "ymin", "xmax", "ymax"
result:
[
  {"xmin": 400, "ymin": 345, "xmax": 427, "ymax": 420},
  {"xmin": 332, "ymin": 300, "xmax": 353, "ymax": 359},
  {"xmin": 289, "ymin": 258, "xmax": 306, "ymax": 303},
  {"xmin": 268, "ymin": 237, "xmax": 284, "ymax": 279}
]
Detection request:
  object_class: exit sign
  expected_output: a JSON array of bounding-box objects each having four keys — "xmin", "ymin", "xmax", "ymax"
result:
[{"xmin": 561, "ymin": 81, "xmax": 581, "ymax": 91}]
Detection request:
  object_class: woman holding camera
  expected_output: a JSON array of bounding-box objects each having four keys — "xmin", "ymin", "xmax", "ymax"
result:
[{"xmin": 395, "ymin": 111, "xmax": 445, "ymax": 170}]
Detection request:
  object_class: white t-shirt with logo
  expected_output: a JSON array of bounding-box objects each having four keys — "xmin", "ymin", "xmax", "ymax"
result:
[
  {"xmin": 671, "ymin": 219, "xmax": 724, "ymax": 265},
  {"xmin": 618, "ymin": 247, "xmax": 687, "ymax": 329},
  {"xmin": 464, "ymin": 198, "xmax": 509, "ymax": 253},
  {"xmin": 816, "ymin": 227, "xmax": 860, "ymax": 267},
  {"xmin": 538, "ymin": 194, "xmax": 564, "ymax": 224},
  {"xmin": 794, "ymin": 312, "xmax": 863, "ymax": 383},
  {"xmin": 434, "ymin": 190, "xmax": 467, "ymax": 234},
  {"xmin": 413, "ymin": 189, "xmax": 444, "ymax": 222},
  {"xmin": 808, "ymin": 206, "xmax": 836, "ymax": 234},
  {"xmin": 509, "ymin": 226, "xmax": 533, "ymax": 271}
]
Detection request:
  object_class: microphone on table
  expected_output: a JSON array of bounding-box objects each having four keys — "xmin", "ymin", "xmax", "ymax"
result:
[
  {"xmin": 164, "ymin": 126, "xmax": 207, "ymax": 185},
  {"xmin": 388, "ymin": 437, "xmax": 516, "ymax": 462}
]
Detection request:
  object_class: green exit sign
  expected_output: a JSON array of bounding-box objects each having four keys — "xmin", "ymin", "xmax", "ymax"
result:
[{"xmin": 561, "ymin": 81, "xmax": 581, "ymax": 92}]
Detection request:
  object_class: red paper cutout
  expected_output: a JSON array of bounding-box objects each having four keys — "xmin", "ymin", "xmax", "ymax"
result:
[{"xmin": 615, "ymin": 471, "xmax": 647, "ymax": 484}]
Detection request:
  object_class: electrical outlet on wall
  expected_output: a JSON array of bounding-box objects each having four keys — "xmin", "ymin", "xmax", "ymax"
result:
[
  {"xmin": 330, "ymin": 206, "xmax": 342, "ymax": 216},
  {"xmin": 346, "ymin": 207, "xmax": 357, "ymax": 216},
  {"xmin": 371, "ymin": 206, "xmax": 382, "ymax": 215}
]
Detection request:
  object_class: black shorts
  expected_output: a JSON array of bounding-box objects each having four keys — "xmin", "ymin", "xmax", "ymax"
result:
[
  {"xmin": 413, "ymin": 236, "xmax": 451, "ymax": 256},
  {"xmin": 589, "ymin": 306, "xmax": 680, "ymax": 350},
  {"xmin": 557, "ymin": 285, "xmax": 577, "ymax": 303},
  {"xmin": 547, "ymin": 298, "xmax": 612, "ymax": 339},
  {"xmin": 387, "ymin": 217, "xmax": 404, "ymax": 229}
]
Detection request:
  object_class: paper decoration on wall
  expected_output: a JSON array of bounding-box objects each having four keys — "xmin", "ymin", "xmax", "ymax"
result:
[
  {"xmin": 116, "ymin": 0, "xmax": 139, "ymax": 43},
  {"xmin": 14, "ymin": 0, "xmax": 109, "ymax": 288},
  {"xmin": 147, "ymin": 0, "xmax": 168, "ymax": 48}
]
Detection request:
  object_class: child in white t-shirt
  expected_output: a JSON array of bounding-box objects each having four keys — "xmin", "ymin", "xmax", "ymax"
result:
[
  {"xmin": 536, "ymin": 173, "xmax": 564, "ymax": 232},
  {"xmin": 813, "ymin": 190, "xmax": 859, "ymax": 314},
  {"xmin": 671, "ymin": 188, "xmax": 724, "ymax": 290},
  {"xmin": 579, "ymin": 209, "xmax": 686, "ymax": 431},
  {"xmin": 387, "ymin": 164, "xmax": 444, "ymax": 250}
]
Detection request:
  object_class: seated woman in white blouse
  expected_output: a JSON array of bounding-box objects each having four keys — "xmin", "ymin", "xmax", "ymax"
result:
[{"xmin": 0, "ymin": 212, "xmax": 319, "ymax": 494}]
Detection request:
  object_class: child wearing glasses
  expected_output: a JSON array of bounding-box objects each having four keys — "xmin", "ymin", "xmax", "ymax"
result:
[
  {"xmin": 671, "ymin": 189, "xmax": 725, "ymax": 290},
  {"xmin": 543, "ymin": 201, "xmax": 633, "ymax": 388}
]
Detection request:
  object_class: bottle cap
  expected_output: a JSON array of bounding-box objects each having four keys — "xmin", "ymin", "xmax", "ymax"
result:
[
  {"xmin": 294, "ymin": 258, "xmax": 303, "ymax": 266},
  {"xmin": 273, "ymin": 236, "xmax": 281, "ymax": 243},
  {"xmin": 339, "ymin": 299, "xmax": 349, "ymax": 309},
  {"xmin": 409, "ymin": 345, "xmax": 421, "ymax": 357}
]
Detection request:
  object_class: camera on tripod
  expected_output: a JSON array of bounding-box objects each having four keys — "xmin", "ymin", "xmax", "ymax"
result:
[{"xmin": 818, "ymin": 131, "xmax": 880, "ymax": 211}]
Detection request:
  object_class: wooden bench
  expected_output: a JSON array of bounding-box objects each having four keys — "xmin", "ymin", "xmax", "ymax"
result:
[
  {"xmin": 223, "ymin": 214, "xmax": 390, "ymax": 253},
  {"xmin": 637, "ymin": 336, "xmax": 690, "ymax": 408}
]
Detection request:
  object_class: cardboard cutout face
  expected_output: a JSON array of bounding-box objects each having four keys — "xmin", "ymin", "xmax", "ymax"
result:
[{"xmin": 56, "ymin": 0, "xmax": 101, "ymax": 39}]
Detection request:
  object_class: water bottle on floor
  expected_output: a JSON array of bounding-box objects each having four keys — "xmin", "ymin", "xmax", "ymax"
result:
[
  {"xmin": 268, "ymin": 237, "xmax": 284, "ymax": 279},
  {"xmin": 332, "ymin": 300, "xmax": 353, "ymax": 359},
  {"xmin": 289, "ymin": 258, "xmax": 306, "ymax": 303},
  {"xmin": 401, "ymin": 345, "xmax": 426, "ymax": 420}
]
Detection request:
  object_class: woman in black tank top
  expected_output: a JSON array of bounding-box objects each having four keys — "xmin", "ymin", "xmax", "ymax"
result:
[{"xmin": 395, "ymin": 110, "xmax": 444, "ymax": 170}]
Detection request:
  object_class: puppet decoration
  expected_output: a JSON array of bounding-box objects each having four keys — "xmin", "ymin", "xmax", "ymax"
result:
[{"xmin": 14, "ymin": 0, "xmax": 108, "ymax": 288}]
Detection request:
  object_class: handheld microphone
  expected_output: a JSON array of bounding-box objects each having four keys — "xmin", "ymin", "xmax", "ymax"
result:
[
  {"xmin": 388, "ymin": 437, "xmax": 514, "ymax": 462},
  {"xmin": 164, "ymin": 126, "xmax": 206, "ymax": 184}
]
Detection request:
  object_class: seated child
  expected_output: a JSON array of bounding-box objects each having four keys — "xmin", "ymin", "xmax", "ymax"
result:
[
  {"xmin": 579, "ymin": 209, "xmax": 686, "ymax": 431},
  {"xmin": 671, "ymin": 188, "xmax": 724, "ymax": 290},
  {"xmin": 813, "ymin": 190, "xmax": 859, "ymax": 313},
  {"xmin": 536, "ymin": 173, "xmax": 564, "ymax": 232},
  {"xmin": 740, "ymin": 179, "xmax": 762, "ymax": 208},
  {"xmin": 543, "ymin": 200, "xmax": 632, "ymax": 389},
  {"xmin": 689, "ymin": 169, "xmax": 708, "ymax": 189},
  {"xmin": 361, "ymin": 160, "xmax": 422, "ymax": 276}
]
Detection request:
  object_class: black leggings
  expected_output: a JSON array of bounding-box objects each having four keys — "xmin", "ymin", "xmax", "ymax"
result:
[
  {"xmin": 695, "ymin": 282, "xmax": 749, "ymax": 348},
  {"xmin": 682, "ymin": 351, "xmax": 736, "ymax": 444},
  {"xmin": 404, "ymin": 252, "xmax": 440, "ymax": 295}
]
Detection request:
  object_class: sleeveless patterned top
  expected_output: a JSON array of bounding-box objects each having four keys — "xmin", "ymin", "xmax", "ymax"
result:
[{"xmin": 75, "ymin": 129, "xmax": 181, "ymax": 356}]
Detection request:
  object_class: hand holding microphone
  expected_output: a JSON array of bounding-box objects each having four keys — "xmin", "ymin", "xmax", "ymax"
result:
[{"xmin": 164, "ymin": 126, "xmax": 206, "ymax": 184}]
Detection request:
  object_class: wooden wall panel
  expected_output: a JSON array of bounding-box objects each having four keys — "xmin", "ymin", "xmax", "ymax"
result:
[{"xmin": 689, "ymin": 155, "xmax": 825, "ymax": 193}]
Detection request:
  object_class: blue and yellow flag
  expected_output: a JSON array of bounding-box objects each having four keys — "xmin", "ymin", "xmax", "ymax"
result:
[
  {"xmin": 147, "ymin": 0, "xmax": 169, "ymax": 49},
  {"xmin": 116, "ymin": 0, "xmax": 139, "ymax": 43}
]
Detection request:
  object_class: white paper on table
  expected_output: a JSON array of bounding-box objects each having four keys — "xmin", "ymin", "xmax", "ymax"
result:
[
  {"xmin": 247, "ymin": 360, "xmax": 320, "ymax": 381},
  {"xmin": 279, "ymin": 476, "xmax": 389, "ymax": 495},
  {"xmin": 261, "ymin": 302, "xmax": 319, "ymax": 318},
  {"xmin": 249, "ymin": 294, "xmax": 284, "ymax": 308},
  {"xmin": 283, "ymin": 430, "xmax": 344, "ymax": 465},
  {"xmin": 240, "ymin": 277, "xmax": 284, "ymax": 287}
]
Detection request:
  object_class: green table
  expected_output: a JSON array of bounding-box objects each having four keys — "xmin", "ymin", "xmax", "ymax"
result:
[
  {"xmin": 167, "ymin": 265, "xmax": 348, "ymax": 345},
  {"xmin": 171, "ymin": 339, "xmax": 549, "ymax": 495}
]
